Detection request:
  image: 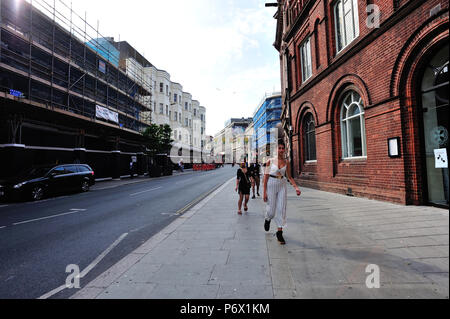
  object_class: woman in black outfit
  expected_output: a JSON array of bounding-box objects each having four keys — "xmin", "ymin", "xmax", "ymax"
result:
[{"xmin": 235, "ymin": 162, "xmax": 253, "ymax": 215}]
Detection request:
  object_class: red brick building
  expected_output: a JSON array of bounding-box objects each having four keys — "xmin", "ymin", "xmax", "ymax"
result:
[{"xmin": 273, "ymin": 0, "xmax": 448, "ymax": 207}]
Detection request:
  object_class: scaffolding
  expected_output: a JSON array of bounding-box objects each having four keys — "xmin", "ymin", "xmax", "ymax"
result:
[{"xmin": 0, "ymin": 0, "xmax": 153, "ymax": 133}]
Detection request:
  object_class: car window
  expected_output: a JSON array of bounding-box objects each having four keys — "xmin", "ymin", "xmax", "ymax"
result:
[
  {"xmin": 64, "ymin": 166, "xmax": 78, "ymax": 174},
  {"xmin": 18, "ymin": 167, "xmax": 53, "ymax": 179},
  {"xmin": 78, "ymin": 166, "xmax": 91, "ymax": 173},
  {"xmin": 50, "ymin": 167, "xmax": 66, "ymax": 176}
]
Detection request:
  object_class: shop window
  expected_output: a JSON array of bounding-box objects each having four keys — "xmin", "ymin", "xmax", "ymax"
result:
[{"xmin": 420, "ymin": 44, "xmax": 449, "ymax": 207}]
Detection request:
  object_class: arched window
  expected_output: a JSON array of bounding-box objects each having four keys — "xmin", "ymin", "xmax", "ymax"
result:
[
  {"xmin": 303, "ymin": 113, "xmax": 317, "ymax": 162},
  {"xmin": 340, "ymin": 91, "xmax": 367, "ymax": 158}
]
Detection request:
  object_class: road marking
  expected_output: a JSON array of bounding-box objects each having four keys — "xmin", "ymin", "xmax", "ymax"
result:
[
  {"xmin": 13, "ymin": 209, "xmax": 87, "ymax": 226},
  {"xmin": 38, "ymin": 233, "xmax": 128, "ymax": 299},
  {"xmin": 129, "ymin": 187, "xmax": 162, "ymax": 197},
  {"xmin": 0, "ymin": 226, "xmax": 6, "ymax": 230},
  {"xmin": 0, "ymin": 205, "xmax": 9, "ymax": 208},
  {"xmin": 79, "ymin": 233, "xmax": 128, "ymax": 278}
]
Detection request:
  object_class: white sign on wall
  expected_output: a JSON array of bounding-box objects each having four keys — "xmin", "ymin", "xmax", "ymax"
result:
[
  {"xmin": 434, "ymin": 149, "xmax": 448, "ymax": 169},
  {"xmin": 96, "ymin": 105, "xmax": 119, "ymax": 124}
]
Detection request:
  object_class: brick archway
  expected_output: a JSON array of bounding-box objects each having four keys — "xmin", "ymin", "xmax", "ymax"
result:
[
  {"xmin": 294, "ymin": 102, "xmax": 319, "ymax": 176},
  {"xmin": 394, "ymin": 14, "xmax": 449, "ymax": 205}
]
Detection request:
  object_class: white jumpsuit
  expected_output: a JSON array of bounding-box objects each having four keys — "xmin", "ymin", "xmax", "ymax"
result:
[{"xmin": 265, "ymin": 163, "xmax": 288, "ymax": 229}]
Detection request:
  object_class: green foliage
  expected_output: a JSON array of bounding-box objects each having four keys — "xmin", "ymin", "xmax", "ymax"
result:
[{"xmin": 143, "ymin": 124, "xmax": 174, "ymax": 156}]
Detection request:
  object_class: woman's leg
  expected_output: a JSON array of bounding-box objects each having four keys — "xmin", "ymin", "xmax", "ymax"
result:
[
  {"xmin": 255, "ymin": 176, "xmax": 261, "ymax": 195},
  {"xmin": 265, "ymin": 179, "xmax": 278, "ymax": 221},
  {"xmin": 273, "ymin": 182, "xmax": 288, "ymax": 244},
  {"xmin": 238, "ymin": 193, "xmax": 243, "ymax": 214},
  {"xmin": 244, "ymin": 194, "xmax": 250, "ymax": 211},
  {"xmin": 274, "ymin": 182, "xmax": 288, "ymax": 229},
  {"xmin": 251, "ymin": 180, "xmax": 256, "ymax": 198}
]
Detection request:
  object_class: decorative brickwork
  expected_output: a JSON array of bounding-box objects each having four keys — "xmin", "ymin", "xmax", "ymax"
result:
[{"xmin": 276, "ymin": 0, "xmax": 449, "ymax": 205}]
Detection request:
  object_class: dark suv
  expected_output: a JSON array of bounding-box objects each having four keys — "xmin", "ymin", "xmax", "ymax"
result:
[{"xmin": 0, "ymin": 164, "xmax": 95, "ymax": 202}]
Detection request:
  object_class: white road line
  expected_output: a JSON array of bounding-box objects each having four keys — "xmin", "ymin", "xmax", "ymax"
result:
[
  {"xmin": 129, "ymin": 187, "xmax": 162, "ymax": 197},
  {"xmin": 79, "ymin": 233, "xmax": 128, "ymax": 278},
  {"xmin": 0, "ymin": 205, "xmax": 9, "ymax": 209},
  {"xmin": 13, "ymin": 209, "xmax": 87, "ymax": 226},
  {"xmin": 38, "ymin": 233, "xmax": 128, "ymax": 299},
  {"xmin": 0, "ymin": 226, "xmax": 6, "ymax": 230}
]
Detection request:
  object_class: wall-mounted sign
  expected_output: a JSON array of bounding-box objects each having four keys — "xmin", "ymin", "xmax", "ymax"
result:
[
  {"xmin": 96, "ymin": 105, "xmax": 119, "ymax": 124},
  {"xmin": 388, "ymin": 137, "xmax": 401, "ymax": 158},
  {"xmin": 99, "ymin": 60, "xmax": 106, "ymax": 74},
  {"xmin": 434, "ymin": 149, "xmax": 448, "ymax": 169}
]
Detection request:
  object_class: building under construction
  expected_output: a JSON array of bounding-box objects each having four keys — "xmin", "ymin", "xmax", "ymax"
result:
[{"xmin": 0, "ymin": 0, "xmax": 153, "ymax": 179}]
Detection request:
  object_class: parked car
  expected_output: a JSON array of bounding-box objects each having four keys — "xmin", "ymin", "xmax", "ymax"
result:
[{"xmin": 0, "ymin": 164, "xmax": 95, "ymax": 202}]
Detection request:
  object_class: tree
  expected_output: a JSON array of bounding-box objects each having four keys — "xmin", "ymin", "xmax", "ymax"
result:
[
  {"xmin": 143, "ymin": 124, "xmax": 174, "ymax": 157},
  {"xmin": 159, "ymin": 124, "xmax": 174, "ymax": 155}
]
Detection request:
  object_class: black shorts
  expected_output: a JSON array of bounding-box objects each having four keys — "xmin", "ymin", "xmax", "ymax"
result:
[{"xmin": 239, "ymin": 186, "xmax": 251, "ymax": 195}]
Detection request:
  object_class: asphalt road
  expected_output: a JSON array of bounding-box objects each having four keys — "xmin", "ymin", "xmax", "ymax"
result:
[{"xmin": 0, "ymin": 166, "xmax": 235, "ymax": 299}]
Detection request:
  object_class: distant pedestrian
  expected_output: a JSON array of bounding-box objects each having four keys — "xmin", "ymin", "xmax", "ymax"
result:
[
  {"xmin": 130, "ymin": 161, "xmax": 134, "ymax": 179},
  {"xmin": 250, "ymin": 162, "xmax": 261, "ymax": 199},
  {"xmin": 178, "ymin": 159, "xmax": 184, "ymax": 172},
  {"xmin": 263, "ymin": 140, "xmax": 301, "ymax": 245},
  {"xmin": 235, "ymin": 162, "xmax": 253, "ymax": 215}
]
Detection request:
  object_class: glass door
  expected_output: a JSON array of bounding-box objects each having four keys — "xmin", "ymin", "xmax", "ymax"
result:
[{"xmin": 421, "ymin": 44, "xmax": 449, "ymax": 207}]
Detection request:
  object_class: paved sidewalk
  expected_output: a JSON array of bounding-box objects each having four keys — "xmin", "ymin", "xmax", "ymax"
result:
[{"xmin": 72, "ymin": 178, "xmax": 449, "ymax": 299}]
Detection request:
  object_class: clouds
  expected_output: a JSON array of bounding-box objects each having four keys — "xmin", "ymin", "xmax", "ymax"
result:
[{"xmin": 66, "ymin": 0, "xmax": 280, "ymax": 135}]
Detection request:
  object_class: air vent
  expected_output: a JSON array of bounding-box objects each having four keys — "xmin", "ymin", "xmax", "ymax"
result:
[{"xmin": 347, "ymin": 188, "xmax": 355, "ymax": 197}]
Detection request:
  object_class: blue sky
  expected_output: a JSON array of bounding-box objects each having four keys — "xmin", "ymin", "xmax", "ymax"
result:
[{"xmin": 66, "ymin": 0, "xmax": 281, "ymax": 136}]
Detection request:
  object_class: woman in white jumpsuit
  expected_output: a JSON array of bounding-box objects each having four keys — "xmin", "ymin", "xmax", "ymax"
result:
[{"xmin": 263, "ymin": 140, "xmax": 302, "ymax": 245}]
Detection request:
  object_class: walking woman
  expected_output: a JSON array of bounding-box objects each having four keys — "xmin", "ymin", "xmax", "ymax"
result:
[
  {"xmin": 236, "ymin": 162, "xmax": 253, "ymax": 215},
  {"xmin": 263, "ymin": 140, "xmax": 301, "ymax": 245}
]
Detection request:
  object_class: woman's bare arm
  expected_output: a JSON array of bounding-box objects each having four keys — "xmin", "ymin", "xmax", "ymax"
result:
[
  {"xmin": 263, "ymin": 160, "xmax": 271, "ymax": 202},
  {"xmin": 287, "ymin": 161, "xmax": 301, "ymax": 196}
]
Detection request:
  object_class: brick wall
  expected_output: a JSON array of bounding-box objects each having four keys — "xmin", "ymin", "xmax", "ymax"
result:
[{"xmin": 280, "ymin": 0, "xmax": 449, "ymax": 204}]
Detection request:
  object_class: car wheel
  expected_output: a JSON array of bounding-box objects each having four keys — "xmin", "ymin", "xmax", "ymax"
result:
[
  {"xmin": 81, "ymin": 181, "xmax": 90, "ymax": 192},
  {"xmin": 31, "ymin": 186, "xmax": 44, "ymax": 201}
]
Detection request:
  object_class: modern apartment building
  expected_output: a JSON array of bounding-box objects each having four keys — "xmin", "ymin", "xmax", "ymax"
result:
[
  {"xmin": 214, "ymin": 118, "xmax": 253, "ymax": 164},
  {"xmin": 145, "ymin": 66, "xmax": 207, "ymax": 164},
  {"xmin": 252, "ymin": 93, "xmax": 283, "ymax": 164}
]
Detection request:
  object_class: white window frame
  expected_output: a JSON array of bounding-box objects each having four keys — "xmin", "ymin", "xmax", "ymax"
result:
[
  {"xmin": 300, "ymin": 36, "xmax": 312, "ymax": 83},
  {"xmin": 340, "ymin": 91, "xmax": 367, "ymax": 159},
  {"xmin": 334, "ymin": 0, "xmax": 360, "ymax": 54}
]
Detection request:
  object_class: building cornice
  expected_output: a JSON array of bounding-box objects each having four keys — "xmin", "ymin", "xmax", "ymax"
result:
[{"xmin": 282, "ymin": 0, "xmax": 314, "ymax": 44}]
